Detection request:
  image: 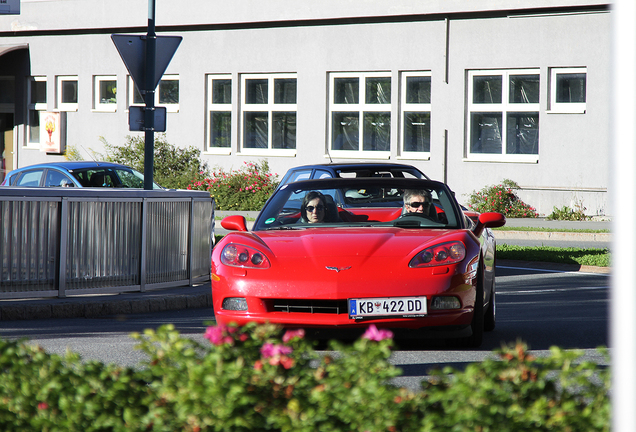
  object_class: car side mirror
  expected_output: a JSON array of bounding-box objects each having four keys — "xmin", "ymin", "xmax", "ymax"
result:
[
  {"xmin": 472, "ymin": 212, "xmax": 506, "ymax": 237},
  {"xmin": 221, "ymin": 215, "xmax": 248, "ymax": 232}
]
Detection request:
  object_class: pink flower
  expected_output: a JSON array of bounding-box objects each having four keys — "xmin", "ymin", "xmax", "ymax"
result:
[
  {"xmin": 261, "ymin": 342, "xmax": 292, "ymax": 358},
  {"xmin": 283, "ymin": 329, "xmax": 305, "ymax": 343},
  {"xmin": 38, "ymin": 402, "xmax": 49, "ymax": 410},
  {"xmin": 362, "ymin": 325, "xmax": 393, "ymax": 341},
  {"xmin": 204, "ymin": 325, "xmax": 234, "ymax": 346}
]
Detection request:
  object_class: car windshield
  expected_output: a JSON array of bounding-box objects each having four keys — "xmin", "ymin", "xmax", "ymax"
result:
[
  {"xmin": 254, "ymin": 178, "xmax": 462, "ymax": 231},
  {"xmin": 69, "ymin": 167, "xmax": 161, "ymax": 189}
]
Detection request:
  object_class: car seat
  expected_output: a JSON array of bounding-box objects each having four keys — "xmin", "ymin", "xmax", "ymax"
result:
[
  {"xmin": 89, "ymin": 172, "xmax": 105, "ymax": 187},
  {"xmin": 323, "ymin": 194, "xmax": 340, "ymax": 222}
]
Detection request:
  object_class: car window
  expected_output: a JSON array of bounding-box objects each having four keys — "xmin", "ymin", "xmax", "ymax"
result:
[
  {"xmin": 314, "ymin": 169, "xmax": 333, "ymax": 179},
  {"xmin": 45, "ymin": 170, "xmax": 75, "ymax": 187},
  {"xmin": 115, "ymin": 168, "xmax": 148, "ymax": 188},
  {"xmin": 69, "ymin": 170, "xmax": 91, "ymax": 187},
  {"xmin": 85, "ymin": 170, "xmax": 115, "ymax": 187},
  {"xmin": 337, "ymin": 168, "xmax": 423, "ymax": 179},
  {"xmin": 288, "ymin": 169, "xmax": 312, "ymax": 183},
  {"xmin": 15, "ymin": 170, "xmax": 44, "ymax": 187}
]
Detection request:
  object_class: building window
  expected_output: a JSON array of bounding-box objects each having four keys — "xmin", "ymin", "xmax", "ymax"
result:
[
  {"xmin": 240, "ymin": 73, "xmax": 297, "ymax": 155},
  {"xmin": 93, "ymin": 75, "xmax": 117, "ymax": 112},
  {"xmin": 329, "ymin": 72, "xmax": 391, "ymax": 158},
  {"xmin": 549, "ymin": 67, "xmax": 586, "ymax": 113},
  {"xmin": 128, "ymin": 75, "xmax": 180, "ymax": 112},
  {"xmin": 207, "ymin": 74, "xmax": 232, "ymax": 153},
  {"xmin": 467, "ymin": 69, "xmax": 540, "ymax": 162},
  {"xmin": 28, "ymin": 76, "xmax": 47, "ymax": 145},
  {"xmin": 57, "ymin": 76, "xmax": 78, "ymax": 111},
  {"xmin": 401, "ymin": 72, "xmax": 431, "ymax": 157}
]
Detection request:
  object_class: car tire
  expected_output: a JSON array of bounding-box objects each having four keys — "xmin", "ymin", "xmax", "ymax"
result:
[{"xmin": 484, "ymin": 277, "xmax": 496, "ymax": 332}]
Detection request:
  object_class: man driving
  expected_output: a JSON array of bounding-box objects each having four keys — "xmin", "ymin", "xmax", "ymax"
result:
[{"xmin": 402, "ymin": 189, "xmax": 433, "ymax": 215}]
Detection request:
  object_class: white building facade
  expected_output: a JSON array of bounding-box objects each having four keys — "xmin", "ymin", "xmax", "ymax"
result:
[{"xmin": 0, "ymin": 0, "xmax": 611, "ymax": 215}]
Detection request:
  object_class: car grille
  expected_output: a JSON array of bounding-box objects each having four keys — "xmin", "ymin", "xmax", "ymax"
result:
[{"xmin": 271, "ymin": 299, "xmax": 348, "ymax": 314}]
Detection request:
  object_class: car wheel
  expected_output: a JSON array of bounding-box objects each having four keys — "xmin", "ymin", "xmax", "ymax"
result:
[
  {"xmin": 458, "ymin": 264, "xmax": 485, "ymax": 348},
  {"xmin": 484, "ymin": 277, "xmax": 496, "ymax": 332}
]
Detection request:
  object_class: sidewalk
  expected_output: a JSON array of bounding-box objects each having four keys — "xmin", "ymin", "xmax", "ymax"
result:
[{"xmin": 0, "ymin": 217, "xmax": 611, "ymax": 322}]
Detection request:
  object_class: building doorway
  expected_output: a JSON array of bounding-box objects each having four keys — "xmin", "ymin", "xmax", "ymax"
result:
[{"xmin": 0, "ymin": 113, "xmax": 14, "ymax": 183}]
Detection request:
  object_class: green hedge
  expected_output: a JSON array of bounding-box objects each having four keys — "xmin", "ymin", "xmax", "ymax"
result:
[
  {"xmin": 497, "ymin": 245, "xmax": 610, "ymax": 268},
  {"xmin": 0, "ymin": 323, "xmax": 609, "ymax": 431}
]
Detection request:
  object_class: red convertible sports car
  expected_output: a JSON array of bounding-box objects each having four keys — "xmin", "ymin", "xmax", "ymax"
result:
[{"xmin": 211, "ymin": 178, "xmax": 505, "ymax": 347}]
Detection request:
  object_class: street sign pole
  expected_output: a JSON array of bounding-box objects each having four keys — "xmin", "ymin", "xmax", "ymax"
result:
[
  {"xmin": 144, "ymin": 0, "xmax": 157, "ymax": 190},
  {"xmin": 112, "ymin": 1, "xmax": 180, "ymax": 190}
]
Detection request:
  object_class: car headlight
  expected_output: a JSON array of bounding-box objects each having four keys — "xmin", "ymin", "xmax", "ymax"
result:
[
  {"xmin": 221, "ymin": 243, "xmax": 271, "ymax": 269},
  {"xmin": 409, "ymin": 241, "xmax": 466, "ymax": 268}
]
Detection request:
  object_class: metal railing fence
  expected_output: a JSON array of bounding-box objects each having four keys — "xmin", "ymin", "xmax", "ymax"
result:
[{"xmin": 0, "ymin": 188, "xmax": 213, "ymax": 299}]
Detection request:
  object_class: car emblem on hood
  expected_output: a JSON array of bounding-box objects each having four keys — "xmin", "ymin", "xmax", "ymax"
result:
[{"xmin": 326, "ymin": 266, "xmax": 352, "ymax": 272}]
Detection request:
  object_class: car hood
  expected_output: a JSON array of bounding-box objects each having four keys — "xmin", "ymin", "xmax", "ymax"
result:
[{"xmin": 254, "ymin": 226, "xmax": 466, "ymax": 263}]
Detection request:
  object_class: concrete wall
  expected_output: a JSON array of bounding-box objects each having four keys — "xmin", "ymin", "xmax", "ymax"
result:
[{"xmin": 0, "ymin": 0, "xmax": 611, "ymax": 215}]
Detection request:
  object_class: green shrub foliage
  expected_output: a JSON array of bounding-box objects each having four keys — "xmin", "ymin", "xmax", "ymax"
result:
[
  {"xmin": 102, "ymin": 134, "xmax": 210, "ymax": 190},
  {"xmin": 547, "ymin": 202, "xmax": 590, "ymax": 221},
  {"xmin": 467, "ymin": 179, "xmax": 539, "ymax": 218},
  {"xmin": 188, "ymin": 160, "xmax": 279, "ymax": 211},
  {"xmin": 0, "ymin": 324, "xmax": 609, "ymax": 431}
]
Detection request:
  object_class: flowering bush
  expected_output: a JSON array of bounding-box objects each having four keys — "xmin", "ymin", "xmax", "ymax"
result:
[
  {"xmin": 188, "ymin": 160, "xmax": 279, "ymax": 211},
  {"xmin": 467, "ymin": 179, "xmax": 539, "ymax": 218},
  {"xmin": 0, "ymin": 323, "xmax": 609, "ymax": 431}
]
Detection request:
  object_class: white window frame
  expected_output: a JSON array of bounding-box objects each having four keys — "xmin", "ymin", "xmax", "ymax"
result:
[
  {"xmin": 328, "ymin": 72, "xmax": 392, "ymax": 160},
  {"xmin": 56, "ymin": 75, "xmax": 78, "ymax": 112},
  {"xmin": 27, "ymin": 76, "xmax": 47, "ymax": 146},
  {"xmin": 128, "ymin": 74, "xmax": 180, "ymax": 113},
  {"xmin": 466, "ymin": 69, "xmax": 540, "ymax": 163},
  {"xmin": 239, "ymin": 73, "xmax": 297, "ymax": 157},
  {"xmin": 548, "ymin": 67, "xmax": 587, "ymax": 114},
  {"xmin": 399, "ymin": 71, "xmax": 431, "ymax": 160},
  {"xmin": 206, "ymin": 74, "xmax": 233, "ymax": 155},
  {"xmin": 93, "ymin": 75, "xmax": 117, "ymax": 112}
]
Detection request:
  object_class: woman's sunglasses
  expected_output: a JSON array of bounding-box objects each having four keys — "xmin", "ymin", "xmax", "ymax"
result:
[{"xmin": 306, "ymin": 205, "xmax": 325, "ymax": 212}]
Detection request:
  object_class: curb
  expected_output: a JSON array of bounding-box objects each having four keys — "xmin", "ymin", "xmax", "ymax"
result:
[
  {"xmin": 497, "ymin": 260, "xmax": 610, "ymax": 274},
  {"xmin": 0, "ymin": 283, "xmax": 213, "ymax": 322},
  {"xmin": 494, "ymin": 230, "xmax": 610, "ymax": 242}
]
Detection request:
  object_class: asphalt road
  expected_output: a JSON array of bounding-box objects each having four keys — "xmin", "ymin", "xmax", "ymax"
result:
[{"xmin": 0, "ymin": 265, "xmax": 609, "ymax": 391}]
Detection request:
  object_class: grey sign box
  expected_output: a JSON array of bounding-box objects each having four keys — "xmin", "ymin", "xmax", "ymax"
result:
[
  {"xmin": 111, "ymin": 34, "xmax": 182, "ymax": 90},
  {"xmin": 129, "ymin": 106, "xmax": 166, "ymax": 132}
]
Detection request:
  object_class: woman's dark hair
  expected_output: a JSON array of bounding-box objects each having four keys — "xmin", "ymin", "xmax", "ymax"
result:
[{"xmin": 300, "ymin": 191, "xmax": 327, "ymax": 223}]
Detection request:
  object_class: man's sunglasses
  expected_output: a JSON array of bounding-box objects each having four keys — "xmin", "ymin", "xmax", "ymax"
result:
[
  {"xmin": 306, "ymin": 205, "xmax": 325, "ymax": 212},
  {"xmin": 408, "ymin": 201, "xmax": 430, "ymax": 208}
]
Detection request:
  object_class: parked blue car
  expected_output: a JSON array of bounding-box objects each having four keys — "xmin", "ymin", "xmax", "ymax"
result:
[{"xmin": 0, "ymin": 161, "xmax": 162, "ymax": 189}]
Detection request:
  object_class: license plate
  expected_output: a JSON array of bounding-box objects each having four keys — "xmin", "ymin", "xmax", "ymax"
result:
[{"xmin": 348, "ymin": 296, "xmax": 427, "ymax": 319}]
